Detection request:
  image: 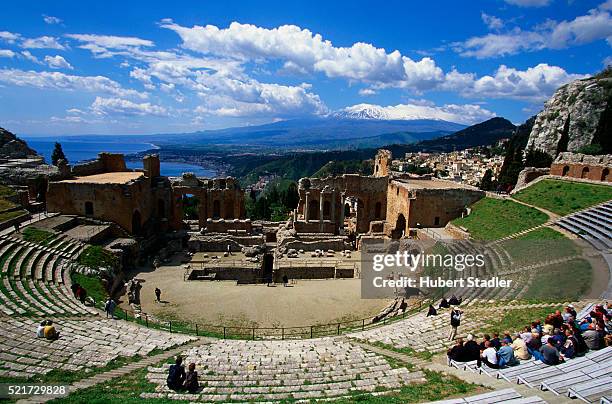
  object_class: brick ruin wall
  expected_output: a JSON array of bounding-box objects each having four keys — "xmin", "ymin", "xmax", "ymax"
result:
[{"xmin": 550, "ymin": 152, "xmax": 611, "ymax": 182}]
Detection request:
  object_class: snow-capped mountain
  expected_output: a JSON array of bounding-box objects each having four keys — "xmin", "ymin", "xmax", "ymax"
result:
[{"xmin": 332, "ymin": 104, "xmax": 392, "ymax": 120}]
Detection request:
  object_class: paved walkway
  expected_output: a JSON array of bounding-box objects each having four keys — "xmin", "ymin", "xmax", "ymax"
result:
[
  {"xmin": 16, "ymin": 337, "xmax": 211, "ymax": 404},
  {"xmin": 0, "ymin": 212, "xmax": 59, "ymax": 237},
  {"xmin": 509, "ymin": 196, "xmax": 561, "ymax": 221}
]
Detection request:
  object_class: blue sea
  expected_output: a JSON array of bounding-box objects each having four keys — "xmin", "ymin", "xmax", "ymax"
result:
[{"xmin": 22, "ymin": 137, "xmax": 216, "ymax": 177}]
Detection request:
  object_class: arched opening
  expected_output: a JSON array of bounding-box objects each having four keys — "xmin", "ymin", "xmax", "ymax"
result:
[
  {"xmin": 391, "ymin": 214, "xmax": 406, "ymax": 239},
  {"xmin": 374, "ymin": 202, "xmax": 382, "ymax": 219},
  {"xmin": 581, "ymin": 166, "xmax": 589, "ymax": 179},
  {"xmin": 323, "ymin": 200, "xmax": 331, "ymax": 220},
  {"xmin": 562, "ymin": 165, "xmax": 570, "ymax": 176},
  {"xmin": 344, "ymin": 203, "xmax": 351, "ymax": 218},
  {"xmin": 434, "ymin": 216, "xmax": 440, "ymax": 226},
  {"xmin": 212, "ymin": 200, "xmax": 221, "ymax": 219},
  {"xmin": 182, "ymin": 194, "xmax": 199, "ymax": 220},
  {"xmin": 84, "ymin": 201, "xmax": 94, "ymax": 216},
  {"xmin": 602, "ymin": 168, "xmax": 610, "ymax": 181},
  {"xmin": 308, "ymin": 200, "xmax": 319, "ymax": 221},
  {"xmin": 132, "ymin": 210, "xmax": 142, "ymax": 234},
  {"xmin": 157, "ymin": 199, "xmax": 165, "ymax": 218}
]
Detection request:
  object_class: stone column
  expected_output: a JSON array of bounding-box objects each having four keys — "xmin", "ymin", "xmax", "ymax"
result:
[
  {"xmin": 339, "ymin": 192, "xmax": 346, "ymax": 232},
  {"xmin": 319, "ymin": 191, "xmax": 324, "ymax": 232},
  {"xmin": 330, "ymin": 190, "xmax": 336, "ymax": 224},
  {"xmin": 304, "ymin": 192, "xmax": 310, "ymax": 221}
]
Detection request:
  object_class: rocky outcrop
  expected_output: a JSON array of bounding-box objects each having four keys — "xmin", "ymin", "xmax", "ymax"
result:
[
  {"xmin": 0, "ymin": 127, "xmax": 38, "ymax": 159},
  {"xmin": 526, "ymin": 75, "xmax": 612, "ymax": 157},
  {"xmin": 513, "ymin": 167, "xmax": 550, "ymax": 192}
]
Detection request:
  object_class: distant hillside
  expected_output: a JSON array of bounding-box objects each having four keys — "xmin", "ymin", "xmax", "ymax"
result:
[
  {"xmin": 0, "ymin": 127, "xmax": 38, "ymax": 159},
  {"xmin": 154, "ymin": 117, "xmax": 465, "ymax": 150}
]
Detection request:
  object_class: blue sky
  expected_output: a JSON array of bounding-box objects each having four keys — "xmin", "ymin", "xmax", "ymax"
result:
[{"xmin": 0, "ymin": 0, "xmax": 610, "ymax": 135}]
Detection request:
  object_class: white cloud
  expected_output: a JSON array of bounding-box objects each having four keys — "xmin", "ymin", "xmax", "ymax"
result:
[
  {"xmin": 44, "ymin": 55, "xmax": 73, "ymax": 70},
  {"xmin": 456, "ymin": 2, "xmax": 612, "ymax": 58},
  {"xmin": 0, "ymin": 49, "xmax": 15, "ymax": 58},
  {"xmin": 481, "ymin": 13, "xmax": 504, "ymax": 30},
  {"xmin": 161, "ymin": 20, "xmax": 445, "ymax": 90},
  {"xmin": 43, "ymin": 15, "xmax": 63, "ymax": 25},
  {"xmin": 358, "ymin": 88, "xmax": 377, "ymax": 96},
  {"xmin": 22, "ymin": 36, "xmax": 65, "ymax": 50},
  {"xmin": 504, "ymin": 0, "xmax": 551, "ymax": 7},
  {"xmin": 0, "ymin": 31, "xmax": 20, "ymax": 44},
  {"xmin": 65, "ymin": 33, "xmax": 154, "ymax": 58},
  {"xmin": 445, "ymin": 63, "xmax": 585, "ymax": 101},
  {"xmin": 338, "ymin": 102, "xmax": 496, "ymax": 124},
  {"xmin": 0, "ymin": 68, "xmax": 146, "ymax": 98},
  {"xmin": 20, "ymin": 51, "xmax": 40, "ymax": 63},
  {"xmin": 91, "ymin": 96, "xmax": 168, "ymax": 116}
]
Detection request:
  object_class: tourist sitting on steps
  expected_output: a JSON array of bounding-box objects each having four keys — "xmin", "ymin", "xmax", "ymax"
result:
[
  {"xmin": 539, "ymin": 339, "xmax": 563, "ymax": 365},
  {"xmin": 511, "ymin": 332, "xmax": 531, "ymax": 360},
  {"xmin": 70, "ymin": 282, "xmax": 80, "ymax": 298},
  {"xmin": 497, "ymin": 339, "xmax": 518, "ymax": 367},
  {"xmin": 561, "ymin": 328, "xmax": 577, "ymax": 359},
  {"xmin": 36, "ymin": 320, "xmax": 46, "ymax": 338},
  {"xmin": 426, "ymin": 304, "xmax": 437, "ymax": 317},
  {"xmin": 43, "ymin": 320, "xmax": 60, "ymax": 340},
  {"xmin": 438, "ymin": 297, "xmax": 450, "ymax": 309},
  {"xmin": 184, "ymin": 363, "xmax": 199, "ymax": 393},
  {"xmin": 479, "ymin": 340, "xmax": 499, "ymax": 369},
  {"xmin": 448, "ymin": 295, "xmax": 460, "ymax": 306},
  {"xmin": 447, "ymin": 338, "xmax": 465, "ymax": 365},
  {"xmin": 490, "ymin": 332, "xmax": 501, "ymax": 350},
  {"xmin": 463, "ymin": 334, "xmax": 480, "ymax": 362},
  {"xmin": 167, "ymin": 356, "xmax": 186, "ymax": 391}
]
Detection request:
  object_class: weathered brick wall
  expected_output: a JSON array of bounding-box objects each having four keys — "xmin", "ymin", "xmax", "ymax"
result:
[
  {"xmin": 373, "ymin": 149, "xmax": 391, "ymax": 177},
  {"xmin": 550, "ymin": 152, "xmax": 611, "ymax": 182}
]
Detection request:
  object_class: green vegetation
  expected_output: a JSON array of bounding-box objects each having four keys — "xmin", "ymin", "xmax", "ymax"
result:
[
  {"xmin": 0, "ymin": 184, "xmax": 16, "ymax": 198},
  {"xmin": 0, "ymin": 209, "xmax": 27, "ymax": 223},
  {"xmin": 51, "ymin": 141, "xmax": 67, "ymax": 165},
  {"xmin": 576, "ymin": 144, "xmax": 604, "ymax": 155},
  {"xmin": 452, "ymin": 198, "xmax": 548, "ymax": 240},
  {"xmin": 245, "ymin": 180, "xmax": 299, "ymax": 221},
  {"xmin": 501, "ymin": 227, "xmax": 580, "ymax": 266},
  {"xmin": 312, "ymin": 159, "xmax": 373, "ymax": 177},
  {"xmin": 363, "ymin": 340, "xmax": 434, "ymax": 362},
  {"xmin": 523, "ymin": 259, "xmax": 592, "ymax": 301},
  {"xmin": 77, "ymin": 246, "xmax": 119, "ymax": 270},
  {"xmin": 22, "ymin": 227, "xmax": 56, "ymax": 245},
  {"xmin": 480, "ymin": 305, "xmax": 563, "ymax": 336},
  {"xmin": 514, "ymin": 179, "xmax": 612, "ymax": 215},
  {"xmin": 0, "ymin": 184, "xmax": 27, "ymax": 224}
]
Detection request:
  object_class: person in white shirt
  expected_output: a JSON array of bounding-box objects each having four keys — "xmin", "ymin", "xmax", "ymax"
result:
[
  {"xmin": 479, "ymin": 340, "xmax": 499, "ymax": 369},
  {"xmin": 36, "ymin": 320, "xmax": 46, "ymax": 338}
]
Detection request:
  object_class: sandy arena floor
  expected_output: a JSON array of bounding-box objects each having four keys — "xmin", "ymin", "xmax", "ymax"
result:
[{"xmin": 125, "ymin": 257, "xmax": 390, "ymax": 328}]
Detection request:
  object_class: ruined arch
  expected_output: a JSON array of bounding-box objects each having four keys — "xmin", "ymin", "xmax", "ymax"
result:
[
  {"xmin": 391, "ymin": 214, "xmax": 406, "ymax": 239},
  {"xmin": 212, "ymin": 200, "xmax": 221, "ymax": 219},
  {"xmin": 308, "ymin": 200, "xmax": 319, "ymax": 221},
  {"xmin": 602, "ymin": 168, "xmax": 610, "ymax": 181},
  {"xmin": 323, "ymin": 200, "xmax": 331, "ymax": 220},
  {"xmin": 581, "ymin": 167, "xmax": 589, "ymax": 179},
  {"xmin": 562, "ymin": 166, "xmax": 570, "ymax": 176},
  {"xmin": 84, "ymin": 201, "xmax": 94, "ymax": 216},
  {"xmin": 374, "ymin": 201, "xmax": 382, "ymax": 219}
]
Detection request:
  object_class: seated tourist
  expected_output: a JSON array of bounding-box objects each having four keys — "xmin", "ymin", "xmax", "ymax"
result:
[
  {"xmin": 43, "ymin": 321, "xmax": 60, "ymax": 340},
  {"xmin": 511, "ymin": 332, "xmax": 531, "ymax": 360},
  {"xmin": 463, "ymin": 334, "xmax": 480, "ymax": 362},
  {"xmin": 426, "ymin": 304, "xmax": 437, "ymax": 317},
  {"xmin": 549, "ymin": 328, "xmax": 565, "ymax": 349},
  {"xmin": 36, "ymin": 320, "xmax": 47, "ymax": 338},
  {"xmin": 167, "ymin": 356, "xmax": 186, "ymax": 391},
  {"xmin": 519, "ymin": 326, "xmax": 533, "ymax": 344},
  {"xmin": 479, "ymin": 341, "xmax": 499, "ymax": 369},
  {"xmin": 583, "ymin": 324, "xmax": 605, "ymax": 350},
  {"xmin": 551, "ymin": 310, "xmax": 564, "ymax": 329},
  {"xmin": 502, "ymin": 331, "xmax": 513, "ymax": 344},
  {"xmin": 604, "ymin": 314, "xmax": 612, "ymax": 334},
  {"xmin": 561, "ymin": 329, "xmax": 577, "ymax": 359},
  {"xmin": 540, "ymin": 339, "xmax": 563, "ymax": 365},
  {"xmin": 448, "ymin": 295, "xmax": 459, "ymax": 306},
  {"xmin": 563, "ymin": 305, "xmax": 576, "ymax": 322},
  {"xmin": 532, "ymin": 321, "xmax": 543, "ymax": 334},
  {"xmin": 438, "ymin": 297, "xmax": 450, "ymax": 309},
  {"xmin": 540, "ymin": 331, "xmax": 551, "ymax": 346},
  {"xmin": 479, "ymin": 334, "xmax": 491, "ymax": 351},
  {"xmin": 490, "ymin": 333, "xmax": 502, "ymax": 350},
  {"xmin": 447, "ymin": 338, "xmax": 465, "ymax": 364},
  {"xmin": 497, "ymin": 340, "xmax": 518, "ymax": 367},
  {"xmin": 184, "ymin": 363, "xmax": 199, "ymax": 393}
]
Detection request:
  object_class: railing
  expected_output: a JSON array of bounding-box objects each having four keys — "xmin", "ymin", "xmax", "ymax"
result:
[{"xmin": 103, "ymin": 299, "xmax": 425, "ymax": 340}]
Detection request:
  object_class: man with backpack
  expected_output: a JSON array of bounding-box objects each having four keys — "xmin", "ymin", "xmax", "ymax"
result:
[{"xmin": 449, "ymin": 307, "xmax": 463, "ymax": 341}]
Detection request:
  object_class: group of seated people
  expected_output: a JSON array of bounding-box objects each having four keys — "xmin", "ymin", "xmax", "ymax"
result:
[
  {"xmin": 427, "ymin": 295, "xmax": 462, "ymax": 317},
  {"xmin": 447, "ymin": 303, "xmax": 612, "ymax": 369},
  {"xmin": 166, "ymin": 356, "xmax": 199, "ymax": 393},
  {"xmin": 36, "ymin": 320, "xmax": 60, "ymax": 340}
]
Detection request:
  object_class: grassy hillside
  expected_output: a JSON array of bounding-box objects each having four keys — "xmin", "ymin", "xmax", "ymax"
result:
[
  {"xmin": 452, "ymin": 198, "xmax": 548, "ymax": 240},
  {"xmin": 0, "ymin": 184, "xmax": 27, "ymax": 224},
  {"xmin": 514, "ymin": 179, "xmax": 612, "ymax": 215}
]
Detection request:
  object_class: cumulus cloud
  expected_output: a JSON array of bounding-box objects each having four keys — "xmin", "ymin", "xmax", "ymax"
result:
[
  {"xmin": 0, "ymin": 68, "xmax": 146, "ymax": 98},
  {"xmin": 65, "ymin": 33, "xmax": 154, "ymax": 58},
  {"xmin": 22, "ymin": 36, "xmax": 65, "ymax": 50},
  {"xmin": 20, "ymin": 51, "xmax": 40, "ymax": 63},
  {"xmin": 91, "ymin": 96, "xmax": 168, "ymax": 116},
  {"xmin": 0, "ymin": 49, "xmax": 15, "ymax": 58},
  {"xmin": 160, "ymin": 20, "xmax": 445, "ymax": 91},
  {"xmin": 358, "ymin": 88, "xmax": 377, "ymax": 96},
  {"xmin": 456, "ymin": 2, "xmax": 612, "ymax": 58},
  {"xmin": 0, "ymin": 31, "xmax": 20, "ymax": 44},
  {"xmin": 43, "ymin": 15, "xmax": 63, "ymax": 25},
  {"xmin": 504, "ymin": 0, "xmax": 551, "ymax": 7},
  {"xmin": 44, "ymin": 55, "xmax": 73, "ymax": 69},
  {"xmin": 444, "ymin": 63, "xmax": 585, "ymax": 101},
  {"xmin": 338, "ymin": 102, "xmax": 496, "ymax": 124}
]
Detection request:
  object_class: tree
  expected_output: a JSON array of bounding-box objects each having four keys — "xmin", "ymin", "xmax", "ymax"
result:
[
  {"xmin": 479, "ymin": 169, "xmax": 494, "ymax": 191},
  {"xmin": 51, "ymin": 142, "xmax": 67, "ymax": 166}
]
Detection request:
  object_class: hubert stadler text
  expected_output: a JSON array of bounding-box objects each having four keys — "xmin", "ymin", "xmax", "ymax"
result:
[{"xmin": 372, "ymin": 275, "xmax": 513, "ymax": 289}]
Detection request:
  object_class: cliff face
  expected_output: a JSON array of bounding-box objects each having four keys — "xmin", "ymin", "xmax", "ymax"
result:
[
  {"xmin": 526, "ymin": 74, "xmax": 612, "ymax": 157},
  {"xmin": 0, "ymin": 127, "xmax": 38, "ymax": 159}
]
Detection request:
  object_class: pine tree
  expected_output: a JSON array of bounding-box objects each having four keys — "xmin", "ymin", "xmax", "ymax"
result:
[
  {"xmin": 479, "ymin": 169, "xmax": 494, "ymax": 191},
  {"xmin": 51, "ymin": 142, "xmax": 67, "ymax": 166}
]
